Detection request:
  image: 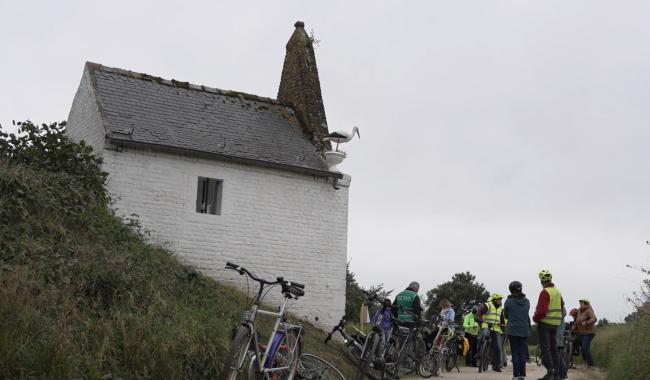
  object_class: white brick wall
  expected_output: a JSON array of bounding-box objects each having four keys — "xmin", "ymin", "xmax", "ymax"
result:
[
  {"xmin": 66, "ymin": 66, "xmax": 106, "ymax": 157},
  {"xmin": 103, "ymin": 147, "xmax": 350, "ymax": 328}
]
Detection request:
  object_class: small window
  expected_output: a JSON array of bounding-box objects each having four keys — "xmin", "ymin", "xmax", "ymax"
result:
[{"xmin": 196, "ymin": 177, "xmax": 223, "ymax": 215}]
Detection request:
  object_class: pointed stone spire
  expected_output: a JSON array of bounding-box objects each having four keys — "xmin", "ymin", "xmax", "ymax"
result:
[{"xmin": 278, "ymin": 21, "xmax": 330, "ymax": 150}]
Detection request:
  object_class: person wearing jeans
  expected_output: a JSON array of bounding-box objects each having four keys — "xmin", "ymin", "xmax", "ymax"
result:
[
  {"xmin": 504, "ymin": 281, "xmax": 531, "ymax": 380},
  {"xmin": 556, "ymin": 318, "xmax": 568, "ymax": 379},
  {"xmin": 478, "ymin": 293, "xmax": 506, "ymax": 372},
  {"xmin": 576, "ymin": 298, "xmax": 597, "ymax": 368},
  {"xmin": 533, "ymin": 269, "xmax": 565, "ymax": 380}
]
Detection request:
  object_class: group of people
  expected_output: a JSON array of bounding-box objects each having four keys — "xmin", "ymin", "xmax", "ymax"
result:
[{"xmin": 392, "ymin": 269, "xmax": 598, "ymax": 380}]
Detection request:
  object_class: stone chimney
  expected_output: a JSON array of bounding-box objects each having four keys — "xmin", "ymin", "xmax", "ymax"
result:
[{"xmin": 278, "ymin": 21, "xmax": 330, "ymax": 150}]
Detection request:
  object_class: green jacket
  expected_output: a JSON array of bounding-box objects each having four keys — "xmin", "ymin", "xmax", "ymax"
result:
[
  {"xmin": 463, "ymin": 312, "xmax": 479, "ymax": 336},
  {"xmin": 394, "ymin": 288, "xmax": 420, "ymax": 322}
]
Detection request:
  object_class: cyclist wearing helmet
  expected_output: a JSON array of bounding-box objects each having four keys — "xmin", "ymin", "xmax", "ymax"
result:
[
  {"xmin": 533, "ymin": 269, "xmax": 565, "ymax": 380},
  {"xmin": 576, "ymin": 298, "xmax": 597, "ymax": 368},
  {"xmin": 478, "ymin": 292, "xmax": 506, "ymax": 372},
  {"xmin": 504, "ymin": 280, "xmax": 531, "ymax": 380},
  {"xmin": 393, "ymin": 281, "xmax": 422, "ymax": 324},
  {"xmin": 463, "ymin": 306, "xmax": 480, "ymax": 367}
]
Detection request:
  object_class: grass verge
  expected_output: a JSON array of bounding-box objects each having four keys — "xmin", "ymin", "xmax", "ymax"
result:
[{"xmin": 590, "ymin": 314, "xmax": 650, "ymax": 380}]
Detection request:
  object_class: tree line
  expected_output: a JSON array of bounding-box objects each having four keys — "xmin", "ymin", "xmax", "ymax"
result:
[{"xmin": 346, "ymin": 264, "xmax": 490, "ymax": 322}]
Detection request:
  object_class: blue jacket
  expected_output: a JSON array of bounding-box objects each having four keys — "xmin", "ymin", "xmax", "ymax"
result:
[
  {"xmin": 441, "ymin": 307, "xmax": 456, "ymax": 322},
  {"xmin": 504, "ymin": 293, "xmax": 531, "ymax": 337}
]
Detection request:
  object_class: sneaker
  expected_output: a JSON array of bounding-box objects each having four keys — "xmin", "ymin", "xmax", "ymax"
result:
[{"xmin": 493, "ymin": 368, "xmax": 502, "ymax": 372}]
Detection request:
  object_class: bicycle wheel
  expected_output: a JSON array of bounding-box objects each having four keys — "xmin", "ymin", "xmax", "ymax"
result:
[
  {"xmin": 445, "ymin": 345, "xmax": 458, "ymax": 372},
  {"xmin": 382, "ymin": 341, "xmax": 399, "ymax": 380},
  {"xmin": 354, "ymin": 333, "xmax": 379, "ymax": 380},
  {"xmin": 418, "ymin": 350, "xmax": 440, "ymax": 378},
  {"xmin": 401, "ymin": 337, "xmax": 426, "ymax": 375},
  {"xmin": 478, "ymin": 337, "xmax": 490, "ymax": 373},
  {"xmin": 564, "ymin": 341, "xmax": 573, "ymax": 371},
  {"xmin": 272, "ymin": 327, "xmax": 303, "ymax": 380},
  {"xmin": 297, "ymin": 353, "xmax": 345, "ymax": 380},
  {"xmin": 535, "ymin": 345, "xmax": 542, "ymax": 367},
  {"xmin": 221, "ymin": 325, "xmax": 253, "ymax": 380}
]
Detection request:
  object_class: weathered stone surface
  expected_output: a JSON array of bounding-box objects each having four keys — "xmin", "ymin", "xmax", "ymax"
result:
[{"xmin": 278, "ymin": 21, "xmax": 330, "ymax": 150}]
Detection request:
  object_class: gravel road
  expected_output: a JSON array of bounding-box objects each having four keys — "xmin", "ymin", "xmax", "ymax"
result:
[{"xmin": 403, "ymin": 360, "xmax": 605, "ymax": 380}]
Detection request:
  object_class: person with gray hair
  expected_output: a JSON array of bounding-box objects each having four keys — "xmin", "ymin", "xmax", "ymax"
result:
[{"xmin": 393, "ymin": 281, "xmax": 423, "ymax": 324}]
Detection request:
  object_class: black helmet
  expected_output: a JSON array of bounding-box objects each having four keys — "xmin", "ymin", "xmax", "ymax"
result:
[{"xmin": 509, "ymin": 281, "xmax": 523, "ymax": 294}]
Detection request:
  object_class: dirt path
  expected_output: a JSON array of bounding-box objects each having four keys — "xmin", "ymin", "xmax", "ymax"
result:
[{"xmin": 403, "ymin": 362, "xmax": 606, "ymax": 380}]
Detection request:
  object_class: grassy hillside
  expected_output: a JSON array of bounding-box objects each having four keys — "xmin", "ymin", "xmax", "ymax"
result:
[
  {"xmin": 590, "ymin": 311, "xmax": 650, "ymax": 380},
  {"xmin": 0, "ymin": 124, "xmax": 354, "ymax": 378}
]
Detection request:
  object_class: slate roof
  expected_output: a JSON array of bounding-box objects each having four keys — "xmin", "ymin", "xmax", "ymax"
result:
[{"xmin": 86, "ymin": 62, "xmax": 338, "ymax": 177}]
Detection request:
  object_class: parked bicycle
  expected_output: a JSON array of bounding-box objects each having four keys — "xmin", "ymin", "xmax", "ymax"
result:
[
  {"xmin": 325, "ymin": 318, "xmax": 365, "ymax": 367},
  {"xmin": 348, "ymin": 290, "xmax": 425, "ymax": 380},
  {"xmin": 418, "ymin": 315, "xmax": 458, "ymax": 378},
  {"xmin": 384, "ymin": 316, "xmax": 427, "ymax": 378},
  {"xmin": 221, "ymin": 262, "xmax": 306, "ymax": 380},
  {"xmin": 476, "ymin": 325, "xmax": 495, "ymax": 373},
  {"xmin": 443, "ymin": 325, "xmax": 465, "ymax": 373},
  {"xmin": 563, "ymin": 325, "xmax": 577, "ymax": 371}
]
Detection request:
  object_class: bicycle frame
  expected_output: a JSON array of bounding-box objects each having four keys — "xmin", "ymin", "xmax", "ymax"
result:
[
  {"xmin": 326, "ymin": 318, "xmax": 365, "ymax": 354},
  {"xmin": 225, "ymin": 262, "xmax": 304, "ymax": 379},
  {"xmin": 385, "ymin": 323, "xmax": 425, "ymax": 374},
  {"xmin": 359, "ymin": 310, "xmax": 388, "ymax": 360},
  {"xmin": 428, "ymin": 320, "xmax": 455, "ymax": 354},
  {"xmin": 477, "ymin": 327, "xmax": 494, "ymax": 372},
  {"xmin": 237, "ymin": 298, "xmax": 302, "ymax": 378}
]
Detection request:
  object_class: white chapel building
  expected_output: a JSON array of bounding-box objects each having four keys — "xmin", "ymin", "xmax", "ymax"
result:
[{"xmin": 65, "ymin": 22, "xmax": 350, "ymax": 328}]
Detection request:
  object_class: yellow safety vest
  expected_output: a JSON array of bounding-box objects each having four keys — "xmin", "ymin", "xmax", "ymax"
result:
[
  {"xmin": 541, "ymin": 286, "xmax": 563, "ymax": 326},
  {"xmin": 482, "ymin": 302, "xmax": 503, "ymax": 333}
]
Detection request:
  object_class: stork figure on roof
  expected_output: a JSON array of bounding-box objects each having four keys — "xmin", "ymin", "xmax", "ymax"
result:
[{"xmin": 323, "ymin": 126, "xmax": 360, "ymax": 152}]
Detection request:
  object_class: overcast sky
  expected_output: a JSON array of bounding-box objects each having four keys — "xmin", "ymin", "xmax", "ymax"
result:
[{"xmin": 2, "ymin": 1, "xmax": 649, "ymax": 321}]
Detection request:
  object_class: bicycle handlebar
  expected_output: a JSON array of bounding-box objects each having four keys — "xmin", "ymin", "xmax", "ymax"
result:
[
  {"xmin": 225, "ymin": 262, "xmax": 305, "ymax": 290},
  {"xmin": 325, "ymin": 318, "xmax": 348, "ymax": 344}
]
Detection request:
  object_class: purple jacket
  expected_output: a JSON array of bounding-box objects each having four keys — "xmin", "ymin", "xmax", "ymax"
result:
[{"xmin": 372, "ymin": 308, "xmax": 393, "ymax": 333}]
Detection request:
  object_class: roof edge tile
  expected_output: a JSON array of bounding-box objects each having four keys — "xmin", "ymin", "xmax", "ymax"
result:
[{"xmin": 85, "ymin": 61, "xmax": 289, "ymax": 107}]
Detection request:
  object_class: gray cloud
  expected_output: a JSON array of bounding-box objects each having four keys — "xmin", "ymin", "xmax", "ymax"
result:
[{"xmin": 1, "ymin": 0, "xmax": 648, "ymax": 320}]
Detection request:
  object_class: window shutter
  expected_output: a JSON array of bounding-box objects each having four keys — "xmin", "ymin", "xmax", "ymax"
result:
[
  {"xmin": 196, "ymin": 177, "xmax": 205, "ymax": 213},
  {"xmin": 207, "ymin": 179, "xmax": 217, "ymax": 214}
]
